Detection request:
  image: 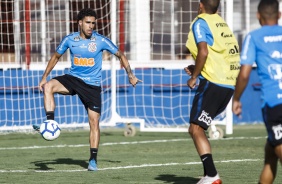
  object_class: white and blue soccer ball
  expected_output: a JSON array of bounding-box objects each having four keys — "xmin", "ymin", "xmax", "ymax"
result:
[{"xmin": 40, "ymin": 120, "xmax": 61, "ymax": 141}]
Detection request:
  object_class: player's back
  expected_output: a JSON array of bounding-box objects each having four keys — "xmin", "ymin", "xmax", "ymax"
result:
[
  {"xmin": 250, "ymin": 25, "xmax": 282, "ymax": 65},
  {"xmin": 250, "ymin": 25, "xmax": 282, "ymax": 107}
]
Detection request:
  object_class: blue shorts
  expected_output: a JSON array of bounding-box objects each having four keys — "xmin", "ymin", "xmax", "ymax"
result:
[
  {"xmin": 262, "ymin": 104, "xmax": 282, "ymax": 147},
  {"xmin": 190, "ymin": 78, "xmax": 234, "ymax": 130},
  {"xmin": 54, "ymin": 74, "xmax": 101, "ymax": 114}
]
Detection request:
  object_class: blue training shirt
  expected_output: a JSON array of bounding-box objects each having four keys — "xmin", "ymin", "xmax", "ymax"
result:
[
  {"xmin": 240, "ymin": 25, "xmax": 282, "ymax": 107},
  {"xmin": 192, "ymin": 18, "xmax": 214, "ymax": 46},
  {"xmin": 56, "ymin": 31, "xmax": 118, "ymax": 86}
]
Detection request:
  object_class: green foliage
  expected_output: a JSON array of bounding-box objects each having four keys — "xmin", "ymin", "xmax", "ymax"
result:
[{"xmin": 0, "ymin": 124, "xmax": 281, "ymax": 184}]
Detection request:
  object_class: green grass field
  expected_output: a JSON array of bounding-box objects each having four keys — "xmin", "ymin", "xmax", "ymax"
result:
[{"xmin": 0, "ymin": 124, "xmax": 281, "ymax": 184}]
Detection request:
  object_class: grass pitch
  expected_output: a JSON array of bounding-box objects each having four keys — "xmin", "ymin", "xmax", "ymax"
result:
[{"xmin": 0, "ymin": 124, "xmax": 281, "ymax": 184}]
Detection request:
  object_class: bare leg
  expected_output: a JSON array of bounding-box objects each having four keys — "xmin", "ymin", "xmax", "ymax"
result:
[
  {"xmin": 274, "ymin": 144, "xmax": 282, "ymax": 165},
  {"xmin": 189, "ymin": 123, "xmax": 211, "ymax": 155},
  {"xmin": 43, "ymin": 79, "xmax": 69, "ymax": 112},
  {"xmin": 88, "ymin": 109, "xmax": 100, "ymax": 148},
  {"xmin": 259, "ymin": 141, "xmax": 278, "ymax": 184}
]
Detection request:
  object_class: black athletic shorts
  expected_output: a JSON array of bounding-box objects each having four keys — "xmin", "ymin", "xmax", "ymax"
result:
[
  {"xmin": 262, "ymin": 104, "xmax": 282, "ymax": 147},
  {"xmin": 54, "ymin": 74, "xmax": 101, "ymax": 114},
  {"xmin": 190, "ymin": 78, "xmax": 234, "ymax": 130}
]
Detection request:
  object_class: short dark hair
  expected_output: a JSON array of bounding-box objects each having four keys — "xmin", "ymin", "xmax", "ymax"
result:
[
  {"xmin": 258, "ymin": 0, "xmax": 279, "ymax": 20},
  {"xmin": 201, "ymin": 0, "xmax": 220, "ymax": 14},
  {"xmin": 77, "ymin": 8, "xmax": 97, "ymax": 22}
]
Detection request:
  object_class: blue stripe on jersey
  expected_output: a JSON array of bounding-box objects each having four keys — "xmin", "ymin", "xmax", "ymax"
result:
[
  {"xmin": 56, "ymin": 31, "xmax": 118, "ymax": 86},
  {"xmin": 240, "ymin": 25, "xmax": 282, "ymax": 107}
]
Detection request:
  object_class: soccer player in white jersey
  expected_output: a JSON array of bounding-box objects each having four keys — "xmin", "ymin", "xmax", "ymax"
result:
[
  {"xmin": 34, "ymin": 8, "xmax": 142, "ymax": 171},
  {"xmin": 232, "ymin": 0, "xmax": 282, "ymax": 183}
]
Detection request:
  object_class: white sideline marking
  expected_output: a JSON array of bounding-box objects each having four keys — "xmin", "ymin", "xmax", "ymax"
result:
[
  {"xmin": 0, "ymin": 136, "xmax": 266, "ymax": 151},
  {"xmin": 0, "ymin": 159, "xmax": 260, "ymax": 173}
]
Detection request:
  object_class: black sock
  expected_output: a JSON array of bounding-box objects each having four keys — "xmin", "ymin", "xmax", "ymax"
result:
[
  {"xmin": 90, "ymin": 148, "xmax": 98, "ymax": 162},
  {"xmin": 46, "ymin": 111, "xmax": 54, "ymax": 120},
  {"xmin": 200, "ymin": 154, "xmax": 217, "ymax": 177}
]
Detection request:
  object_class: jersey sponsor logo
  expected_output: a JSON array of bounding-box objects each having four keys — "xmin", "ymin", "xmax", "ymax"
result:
[
  {"xmin": 271, "ymin": 51, "xmax": 282, "ymax": 59},
  {"xmin": 90, "ymin": 36, "xmax": 96, "ymax": 41},
  {"xmin": 264, "ymin": 35, "xmax": 282, "ymax": 43},
  {"xmin": 88, "ymin": 42, "xmax": 97, "ymax": 52},
  {"xmin": 196, "ymin": 22, "xmax": 202, "ymax": 38},
  {"xmin": 221, "ymin": 32, "xmax": 233, "ymax": 38},
  {"xmin": 277, "ymin": 94, "xmax": 282, "ymax": 99},
  {"xmin": 78, "ymin": 77, "xmax": 91, "ymax": 81},
  {"xmin": 74, "ymin": 57, "xmax": 95, "ymax": 67},
  {"xmin": 268, "ymin": 64, "xmax": 282, "ymax": 89},
  {"xmin": 226, "ymin": 76, "xmax": 235, "ymax": 80},
  {"xmin": 216, "ymin": 22, "xmax": 228, "ymax": 27},
  {"xmin": 229, "ymin": 45, "xmax": 239, "ymax": 55},
  {"xmin": 79, "ymin": 44, "xmax": 87, "ymax": 49},
  {"xmin": 230, "ymin": 64, "xmax": 240, "ymax": 70},
  {"xmin": 198, "ymin": 110, "xmax": 212, "ymax": 126},
  {"xmin": 74, "ymin": 36, "xmax": 80, "ymax": 41},
  {"xmin": 272, "ymin": 124, "xmax": 282, "ymax": 140}
]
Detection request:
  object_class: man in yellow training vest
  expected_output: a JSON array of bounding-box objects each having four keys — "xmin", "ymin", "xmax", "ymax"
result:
[{"xmin": 184, "ymin": 0, "xmax": 240, "ymax": 183}]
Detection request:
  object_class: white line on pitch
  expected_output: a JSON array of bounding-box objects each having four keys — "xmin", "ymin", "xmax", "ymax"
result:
[
  {"xmin": 0, "ymin": 159, "xmax": 260, "ymax": 173},
  {"xmin": 0, "ymin": 136, "xmax": 266, "ymax": 151}
]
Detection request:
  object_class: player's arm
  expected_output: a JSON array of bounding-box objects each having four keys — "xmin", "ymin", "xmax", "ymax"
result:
[
  {"xmin": 114, "ymin": 50, "xmax": 142, "ymax": 87},
  {"xmin": 187, "ymin": 42, "xmax": 208, "ymax": 89},
  {"xmin": 193, "ymin": 41, "xmax": 208, "ymax": 79},
  {"xmin": 39, "ymin": 52, "xmax": 62, "ymax": 91},
  {"xmin": 187, "ymin": 19, "xmax": 209, "ymax": 89},
  {"xmin": 232, "ymin": 65, "xmax": 252, "ymax": 116},
  {"xmin": 232, "ymin": 34, "xmax": 255, "ymax": 116}
]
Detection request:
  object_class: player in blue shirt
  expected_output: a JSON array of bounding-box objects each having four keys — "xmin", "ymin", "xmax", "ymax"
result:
[
  {"xmin": 35, "ymin": 8, "xmax": 141, "ymax": 171},
  {"xmin": 232, "ymin": 0, "xmax": 282, "ymax": 183}
]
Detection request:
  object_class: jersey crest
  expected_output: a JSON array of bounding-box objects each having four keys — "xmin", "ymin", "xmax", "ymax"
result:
[{"xmin": 88, "ymin": 42, "xmax": 97, "ymax": 52}]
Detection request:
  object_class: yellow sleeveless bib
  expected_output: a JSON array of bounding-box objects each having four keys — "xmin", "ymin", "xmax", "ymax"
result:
[{"xmin": 186, "ymin": 13, "xmax": 240, "ymax": 85}]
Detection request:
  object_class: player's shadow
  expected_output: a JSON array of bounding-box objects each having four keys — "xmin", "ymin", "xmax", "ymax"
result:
[
  {"xmin": 31, "ymin": 158, "xmax": 88, "ymax": 170},
  {"xmin": 155, "ymin": 174, "xmax": 199, "ymax": 184},
  {"xmin": 31, "ymin": 158, "xmax": 122, "ymax": 170}
]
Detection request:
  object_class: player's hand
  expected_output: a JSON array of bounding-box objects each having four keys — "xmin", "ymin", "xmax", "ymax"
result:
[
  {"xmin": 129, "ymin": 75, "xmax": 142, "ymax": 87},
  {"xmin": 232, "ymin": 100, "xmax": 242, "ymax": 118},
  {"xmin": 187, "ymin": 77, "xmax": 197, "ymax": 89},
  {"xmin": 184, "ymin": 65, "xmax": 195, "ymax": 76},
  {"xmin": 39, "ymin": 78, "xmax": 47, "ymax": 92}
]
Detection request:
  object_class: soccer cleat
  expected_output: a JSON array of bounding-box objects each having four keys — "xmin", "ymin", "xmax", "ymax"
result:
[
  {"xmin": 196, "ymin": 174, "xmax": 222, "ymax": 184},
  {"xmin": 32, "ymin": 124, "xmax": 40, "ymax": 132},
  {"xmin": 88, "ymin": 159, "xmax": 98, "ymax": 171}
]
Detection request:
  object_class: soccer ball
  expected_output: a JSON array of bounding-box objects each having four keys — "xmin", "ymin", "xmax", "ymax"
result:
[{"xmin": 40, "ymin": 120, "xmax": 61, "ymax": 141}]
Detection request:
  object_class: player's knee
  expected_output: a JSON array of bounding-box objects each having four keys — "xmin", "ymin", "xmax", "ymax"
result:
[
  {"xmin": 275, "ymin": 144, "xmax": 282, "ymax": 164},
  {"xmin": 188, "ymin": 123, "xmax": 201, "ymax": 137},
  {"xmin": 88, "ymin": 118, "xmax": 99, "ymax": 128},
  {"xmin": 43, "ymin": 81, "xmax": 54, "ymax": 94}
]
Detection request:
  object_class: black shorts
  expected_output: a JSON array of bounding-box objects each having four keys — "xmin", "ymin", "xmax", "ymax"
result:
[
  {"xmin": 262, "ymin": 104, "xmax": 282, "ymax": 147},
  {"xmin": 190, "ymin": 78, "xmax": 234, "ymax": 130},
  {"xmin": 54, "ymin": 74, "xmax": 101, "ymax": 114}
]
